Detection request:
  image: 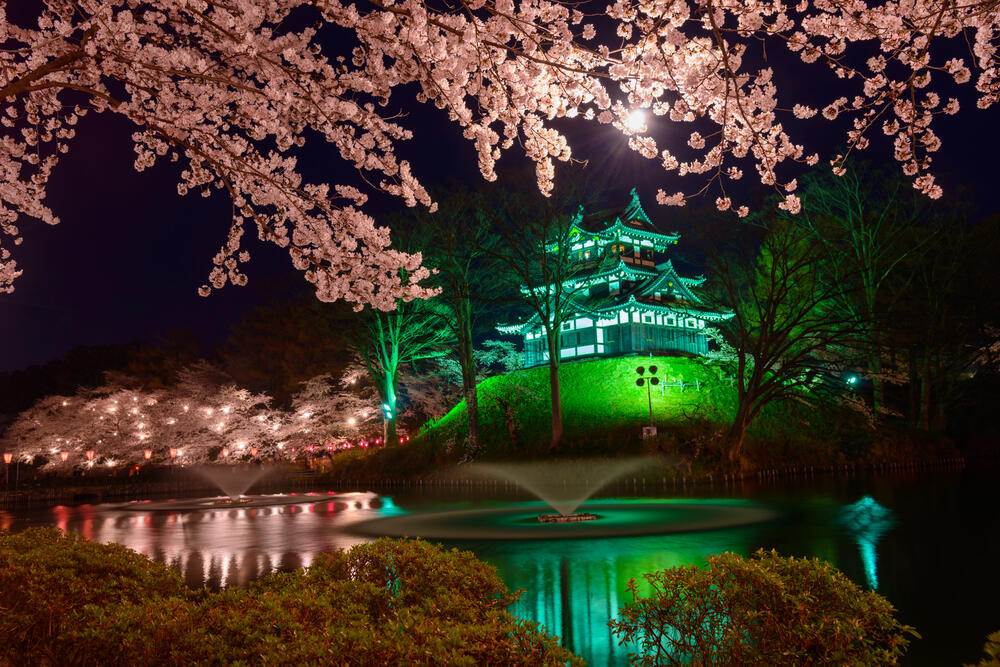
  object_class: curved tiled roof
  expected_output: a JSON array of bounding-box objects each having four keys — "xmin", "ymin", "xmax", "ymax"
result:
[{"xmin": 573, "ymin": 188, "xmax": 680, "ymax": 242}]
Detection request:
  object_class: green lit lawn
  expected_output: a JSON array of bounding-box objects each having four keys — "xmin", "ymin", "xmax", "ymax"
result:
[{"xmin": 421, "ymin": 356, "xmax": 737, "ymax": 455}]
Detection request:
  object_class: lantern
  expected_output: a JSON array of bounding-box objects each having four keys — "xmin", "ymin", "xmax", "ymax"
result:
[
  {"xmin": 221, "ymin": 448, "xmax": 230, "ymax": 458},
  {"xmin": 169, "ymin": 448, "xmax": 178, "ymax": 459},
  {"xmin": 85, "ymin": 450, "xmax": 95, "ymax": 461},
  {"xmin": 250, "ymin": 446, "xmax": 258, "ymax": 457},
  {"xmin": 143, "ymin": 450, "xmax": 152, "ymax": 460},
  {"xmin": 2, "ymin": 453, "xmax": 11, "ymax": 464},
  {"xmin": 59, "ymin": 451, "xmax": 69, "ymax": 462}
]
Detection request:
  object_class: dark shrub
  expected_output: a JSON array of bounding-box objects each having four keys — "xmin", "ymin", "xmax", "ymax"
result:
[
  {"xmin": 967, "ymin": 630, "xmax": 1000, "ymax": 667},
  {"xmin": 609, "ymin": 549, "xmax": 917, "ymax": 666},
  {"xmin": 0, "ymin": 532, "xmax": 581, "ymax": 666},
  {"xmin": 0, "ymin": 527, "xmax": 189, "ymax": 665}
]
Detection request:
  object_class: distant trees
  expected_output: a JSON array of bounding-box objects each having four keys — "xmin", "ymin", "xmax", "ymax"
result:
[
  {"xmin": 884, "ymin": 213, "xmax": 1000, "ymax": 431},
  {"xmin": 780, "ymin": 165, "xmax": 1000, "ymax": 432},
  {"xmin": 787, "ymin": 163, "xmax": 930, "ymax": 416},
  {"xmin": 221, "ymin": 298, "xmax": 350, "ymax": 407}
]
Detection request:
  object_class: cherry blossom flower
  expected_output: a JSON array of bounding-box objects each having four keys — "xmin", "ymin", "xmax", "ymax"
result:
[{"xmin": 2, "ymin": 0, "xmax": 997, "ymax": 296}]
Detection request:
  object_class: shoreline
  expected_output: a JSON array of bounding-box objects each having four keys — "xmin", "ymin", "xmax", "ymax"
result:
[{"xmin": 0, "ymin": 452, "xmax": 984, "ymax": 510}]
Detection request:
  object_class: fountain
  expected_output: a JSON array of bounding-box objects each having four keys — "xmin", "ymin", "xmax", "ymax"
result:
[
  {"xmin": 472, "ymin": 458, "xmax": 653, "ymax": 522},
  {"xmin": 119, "ymin": 465, "xmax": 327, "ymax": 511},
  {"xmin": 351, "ymin": 458, "xmax": 778, "ymax": 540},
  {"xmin": 193, "ymin": 465, "xmax": 273, "ymax": 503}
]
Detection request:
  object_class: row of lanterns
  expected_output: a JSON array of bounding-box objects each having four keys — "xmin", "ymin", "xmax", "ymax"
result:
[{"xmin": 1, "ymin": 437, "xmax": 410, "ymax": 465}]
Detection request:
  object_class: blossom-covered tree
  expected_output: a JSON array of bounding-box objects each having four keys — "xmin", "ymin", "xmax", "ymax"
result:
[
  {"xmin": 3, "ymin": 1, "xmax": 996, "ymax": 300},
  {"xmin": 0, "ymin": 361, "xmax": 378, "ymax": 470},
  {"xmin": 285, "ymin": 364, "xmax": 381, "ymax": 450}
]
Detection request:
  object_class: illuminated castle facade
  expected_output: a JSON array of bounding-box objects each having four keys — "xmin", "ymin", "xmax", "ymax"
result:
[{"xmin": 499, "ymin": 189, "xmax": 730, "ymax": 368}]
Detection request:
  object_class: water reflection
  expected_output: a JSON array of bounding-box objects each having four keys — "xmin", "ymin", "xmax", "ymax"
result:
[
  {"xmin": 2, "ymin": 471, "xmax": 997, "ymax": 667},
  {"xmin": 2, "ymin": 494, "xmax": 382, "ymax": 589},
  {"xmin": 839, "ymin": 495, "xmax": 895, "ymax": 590},
  {"xmin": 465, "ymin": 526, "xmax": 765, "ymax": 666}
]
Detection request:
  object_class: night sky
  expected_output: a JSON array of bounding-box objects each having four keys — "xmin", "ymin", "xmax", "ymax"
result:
[{"xmin": 2, "ymin": 34, "xmax": 1000, "ymax": 373}]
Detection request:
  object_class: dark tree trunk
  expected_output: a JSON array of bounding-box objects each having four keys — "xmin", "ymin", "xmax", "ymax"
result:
[
  {"xmin": 869, "ymin": 348, "xmax": 884, "ymax": 417},
  {"xmin": 456, "ymin": 300, "xmax": 480, "ymax": 457},
  {"xmin": 547, "ymin": 330, "xmax": 563, "ymax": 450},
  {"xmin": 917, "ymin": 352, "xmax": 931, "ymax": 431},
  {"xmin": 726, "ymin": 402, "xmax": 752, "ymax": 474},
  {"xmin": 385, "ymin": 415, "xmax": 398, "ymax": 447}
]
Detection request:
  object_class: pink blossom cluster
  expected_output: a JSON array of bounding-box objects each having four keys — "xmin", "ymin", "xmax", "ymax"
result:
[
  {"xmin": 0, "ymin": 361, "xmax": 380, "ymax": 469},
  {"xmin": 2, "ymin": 0, "xmax": 996, "ymax": 297}
]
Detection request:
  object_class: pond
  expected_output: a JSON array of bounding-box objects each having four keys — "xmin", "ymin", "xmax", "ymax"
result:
[{"xmin": 2, "ymin": 464, "xmax": 997, "ymax": 666}]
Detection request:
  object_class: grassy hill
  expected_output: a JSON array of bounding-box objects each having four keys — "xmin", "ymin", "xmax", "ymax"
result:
[
  {"xmin": 322, "ymin": 355, "xmax": 934, "ymax": 481},
  {"xmin": 421, "ymin": 355, "xmax": 735, "ymax": 457}
]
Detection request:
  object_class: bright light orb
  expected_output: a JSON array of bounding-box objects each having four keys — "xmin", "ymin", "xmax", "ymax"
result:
[{"xmin": 624, "ymin": 109, "xmax": 646, "ymax": 133}]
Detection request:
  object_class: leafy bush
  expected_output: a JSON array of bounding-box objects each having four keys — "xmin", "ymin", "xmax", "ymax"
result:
[
  {"xmin": 1, "ymin": 529, "xmax": 581, "ymax": 666},
  {"xmin": 0, "ymin": 527, "xmax": 189, "ymax": 665},
  {"xmin": 609, "ymin": 549, "xmax": 917, "ymax": 666},
  {"xmin": 967, "ymin": 630, "xmax": 1000, "ymax": 667}
]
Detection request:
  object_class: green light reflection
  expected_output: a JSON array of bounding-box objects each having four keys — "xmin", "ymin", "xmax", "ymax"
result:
[
  {"xmin": 465, "ymin": 522, "xmax": 766, "ymax": 666},
  {"xmin": 839, "ymin": 495, "xmax": 895, "ymax": 590}
]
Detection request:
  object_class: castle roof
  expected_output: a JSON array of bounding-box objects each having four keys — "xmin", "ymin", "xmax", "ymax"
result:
[
  {"xmin": 498, "ymin": 188, "xmax": 731, "ymax": 335},
  {"xmin": 572, "ymin": 188, "xmax": 680, "ymax": 244}
]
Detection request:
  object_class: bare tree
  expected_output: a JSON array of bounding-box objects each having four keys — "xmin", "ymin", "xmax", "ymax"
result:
[
  {"xmin": 708, "ymin": 221, "xmax": 862, "ymax": 472},
  {"xmin": 478, "ymin": 175, "xmax": 605, "ymax": 450},
  {"xmin": 788, "ymin": 163, "xmax": 932, "ymax": 415},
  {"xmin": 397, "ymin": 188, "xmax": 512, "ymax": 458}
]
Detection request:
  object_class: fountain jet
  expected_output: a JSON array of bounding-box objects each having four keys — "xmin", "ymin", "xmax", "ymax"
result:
[
  {"xmin": 471, "ymin": 457, "xmax": 657, "ymax": 521},
  {"xmin": 193, "ymin": 465, "xmax": 272, "ymax": 503}
]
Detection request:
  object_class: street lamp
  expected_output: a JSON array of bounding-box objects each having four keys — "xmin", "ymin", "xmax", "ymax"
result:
[{"xmin": 636, "ymin": 365, "xmax": 660, "ymax": 438}]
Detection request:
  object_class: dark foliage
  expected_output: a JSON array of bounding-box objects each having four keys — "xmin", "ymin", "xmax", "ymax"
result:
[
  {"xmin": 609, "ymin": 549, "xmax": 917, "ymax": 666},
  {"xmin": 0, "ymin": 528, "xmax": 581, "ymax": 666}
]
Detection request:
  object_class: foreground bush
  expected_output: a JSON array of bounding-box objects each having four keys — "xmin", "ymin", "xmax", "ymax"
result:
[
  {"xmin": 0, "ymin": 529, "xmax": 581, "ymax": 666},
  {"xmin": 0, "ymin": 527, "xmax": 189, "ymax": 665},
  {"xmin": 609, "ymin": 549, "xmax": 917, "ymax": 667},
  {"xmin": 967, "ymin": 630, "xmax": 1000, "ymax": 667}
]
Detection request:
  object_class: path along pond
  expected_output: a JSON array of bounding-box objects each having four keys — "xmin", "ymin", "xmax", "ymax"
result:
[{"xmin": 1, "ymin": 464, "xmax": 997, "ymax": 666}]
